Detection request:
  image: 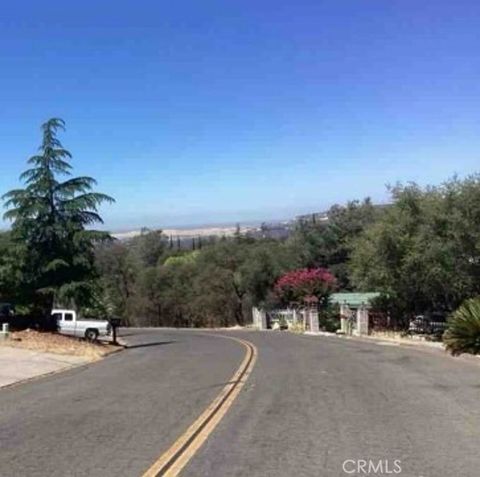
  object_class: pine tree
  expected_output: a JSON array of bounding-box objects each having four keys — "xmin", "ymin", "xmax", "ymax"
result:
[{"xmin": 3, "ymin": 118, "xmax": 115, "ymax": 312}]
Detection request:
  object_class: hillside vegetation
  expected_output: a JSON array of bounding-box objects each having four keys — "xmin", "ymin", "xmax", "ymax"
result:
[
  {"xmin": 1, "ymin": 120, "xmax": 480, "ymax": 332},
  {"xmin": 93, "ymin": 176, "xmax": 480, "ymax": 328}
]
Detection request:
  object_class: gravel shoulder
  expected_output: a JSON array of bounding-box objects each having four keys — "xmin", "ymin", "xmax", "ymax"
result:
[
  {"xmin": 0, "ymin": 346, "xmax": 89, "ymax": 388},
  {"xmin": 0, "ymin": 330, "xmax": 122, "ymax": 388}
]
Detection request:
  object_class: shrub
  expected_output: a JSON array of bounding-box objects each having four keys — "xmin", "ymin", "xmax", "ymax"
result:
[
  {"xmin": 288, "ymin": 321, "xmax": 305, "ymax": 333},
  {"xmin": 444, "ymin": 298, "xmax": 480, "ymax": 356},
  {"xmin": 319, "ymin": 304, "xmax": 341, "ymax": 332}
]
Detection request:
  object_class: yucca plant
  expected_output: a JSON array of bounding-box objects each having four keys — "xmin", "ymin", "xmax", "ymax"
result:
[{"xmin": 444, "ymin": 298, "xmax": 480, "ymax": 356}]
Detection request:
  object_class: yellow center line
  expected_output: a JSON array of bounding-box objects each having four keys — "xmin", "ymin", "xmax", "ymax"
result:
[{"xmin": 141, "ymin": 334, "xmax": 258, "ymax": 477}]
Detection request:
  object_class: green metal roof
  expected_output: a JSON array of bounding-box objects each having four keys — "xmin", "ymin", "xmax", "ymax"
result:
[{"xmin": 329, "ymin": 292, "xmax": 381, "ymax": 307}]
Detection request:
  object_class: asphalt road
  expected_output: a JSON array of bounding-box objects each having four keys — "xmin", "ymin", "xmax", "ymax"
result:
[{"xmin": 1, "ymin": 329, "xmax": 480, "ymax": 477}]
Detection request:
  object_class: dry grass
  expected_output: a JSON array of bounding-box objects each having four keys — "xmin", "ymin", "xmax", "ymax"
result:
[
  {"xmin": 371, "ymin": 330, "xmax": 441, "ymax": 342},
  {"xmin": 1, "ymin": 330, "xmax": 121, "ymax": 361}
]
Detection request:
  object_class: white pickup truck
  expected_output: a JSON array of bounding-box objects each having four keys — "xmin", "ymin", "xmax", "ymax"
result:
[{"xmin": 52, "ymin": 309, "xmax": 111, "ymax": 341}]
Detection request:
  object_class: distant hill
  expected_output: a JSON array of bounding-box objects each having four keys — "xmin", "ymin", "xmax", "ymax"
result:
[
  {"xmin": 112, "ymin": 203, "xmax": 389, "ymax": 242},
  {"xmin": 113, "ymin": 221, "xmax": 294, "ymax": 243},
  {"xmin": 113, "ymin": 224, "xmax": 257, "ymax": 241}
]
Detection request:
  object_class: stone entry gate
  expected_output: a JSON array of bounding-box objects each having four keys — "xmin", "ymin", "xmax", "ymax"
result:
[
  {"xmin": 331, "ymin": 292, "xmax": 380, "ymax": 336},
  {"xmin": 252, "ymin": 307, "xmax": 319, "ymax": 332},
  {"xmin": 252, "ymin": 292, "xmax": 380, "ymax": 335}
]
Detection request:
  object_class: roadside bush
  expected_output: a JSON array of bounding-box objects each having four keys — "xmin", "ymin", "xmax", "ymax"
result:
[
  {"xmin": 319, "ymin": 304, "xmax": 341, "ymax": 333},
  {"xmin": 444, "ymin": 298, "xmax": 480, "ymax": 356},
  {"xmin": 288, "ymin": 321, "xmax": 305, "ymax": 333}
]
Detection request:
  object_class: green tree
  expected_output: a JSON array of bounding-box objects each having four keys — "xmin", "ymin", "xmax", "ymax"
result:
[
  {"xmin": 129, "ymin": 229, "xmax": 168, "ymax": 267},
  {"xmin": 3, "ymin": 118, "xmax": 114, "ymax": 312},
  {"xmin": 0, "ymin": 232, "xmax": 18, "ymax": 303},
  {"xmin": 95, "ymin": 240, "xmax": 137, "ymax": 322},
  {"xmin": 240, "ymin": 240, "xmax": 294, "ymax": 307},
  {"xmin": 192, "ymin": 241, "xmax": 249, "ymax": 326},
  {"xmin": 350, "ymin": 177, "xmax": 480, "ymax": 322},
  {"xmin": 288, "ymin": 199, "xmax": 380, "ymax": 288}
]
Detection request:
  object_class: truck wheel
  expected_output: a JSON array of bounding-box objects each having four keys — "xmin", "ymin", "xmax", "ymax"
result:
[{"xmin": 85, "ymin": 329, "xmax": 99, "ymax": 342}]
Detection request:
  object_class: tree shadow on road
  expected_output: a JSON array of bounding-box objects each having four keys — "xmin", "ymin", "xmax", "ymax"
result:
[{"xmin": 125, "ymin": 340, "xmax": 177, "ymax": 349}]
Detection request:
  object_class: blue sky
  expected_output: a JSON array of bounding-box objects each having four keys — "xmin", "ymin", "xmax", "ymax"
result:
[{"xmin": 0, "ymin": 0, "xmax": 479, "ymax": 230}]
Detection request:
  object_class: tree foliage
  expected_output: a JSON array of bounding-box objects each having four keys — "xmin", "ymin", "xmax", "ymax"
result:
[
  {"xmin": 2, "ymin": 118, "xmax": 114, "ymax": 311},
  {"xmin": 2, "ymin": 133, "xmax": 479, "ymax": 334},
  {"xmin": 350, "ymin": 176, "xmax": 480, "ymax": 320},
  {"xmin": 91, "ymin": 200, "xmax": 387, "ymax": 327},
  {"xmin": 289, "ymin": 199, "xmax": 380, "ymax": 288}
]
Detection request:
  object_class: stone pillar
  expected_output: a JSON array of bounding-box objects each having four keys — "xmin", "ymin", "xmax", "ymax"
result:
[
  {"xmin": 308, "ymin": 308, "xmax": 320, "ymax": 333},
  {"xmin": 252, "ymin": 307, "xmax": 267, "ymax": 330},
  {"xmin": 252, "ymin": 308, "xmax": 259, "ymax": 328},
  {"xmin": 356, "ymin": 306, "xmax": 369, "ymax": 335},
  {"xmin": 340, "ymin": 303, "xmax": 350, "ymax": 334},
  {"xmin": 299, "ymin": 309, "xmax": 307, "ymax": 330},
  {"xmin": 0, "ymin": 323, "xmax": 9, "ymax": 341}
]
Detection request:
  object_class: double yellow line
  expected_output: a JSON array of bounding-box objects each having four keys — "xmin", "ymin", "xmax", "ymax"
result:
[{"xmin": 141, "ymin": 334, "xmax": 258, "ymax": 477}]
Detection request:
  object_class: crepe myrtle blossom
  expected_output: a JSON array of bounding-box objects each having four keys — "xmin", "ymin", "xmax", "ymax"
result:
[{"xmin": 274, "ymin": 268, "xmax": 337, "ymax": 306}]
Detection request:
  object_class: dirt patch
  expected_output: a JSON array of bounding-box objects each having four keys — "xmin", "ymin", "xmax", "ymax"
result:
[{"xmin": 0, "ymin": 330, "xmax": 122, "ymax": 361}]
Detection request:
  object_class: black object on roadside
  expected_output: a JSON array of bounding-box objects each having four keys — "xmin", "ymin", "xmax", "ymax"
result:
[{"xmin": 108, "ymin": 317, "xmax": 122, "ymax": 345}]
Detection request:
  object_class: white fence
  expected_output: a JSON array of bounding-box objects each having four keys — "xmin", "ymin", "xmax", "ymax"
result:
[
  {"xmin": 253, "ymin": 304, "xmax": 370, "ymax": 336},
  {"xmin": 252, "ymin": 307, "xmax": 319, "ymax": 332}
]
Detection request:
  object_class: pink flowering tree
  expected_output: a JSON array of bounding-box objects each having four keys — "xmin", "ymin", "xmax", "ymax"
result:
[{"xmin": 274, "ymin": 268, "xmax": 337, "ymax": 308}]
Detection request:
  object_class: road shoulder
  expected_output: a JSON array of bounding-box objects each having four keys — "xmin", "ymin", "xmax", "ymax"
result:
[
  {"xmin": 304, "ymin": 329, "xmax": 480, "ymax": 365},
  {"xmin": 0, "ymin": 331, "xmax": 123, "ymax": 389},
  {"xmin": 0, "ymin": 346, "xmax": 90, "ymax": 389}
]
